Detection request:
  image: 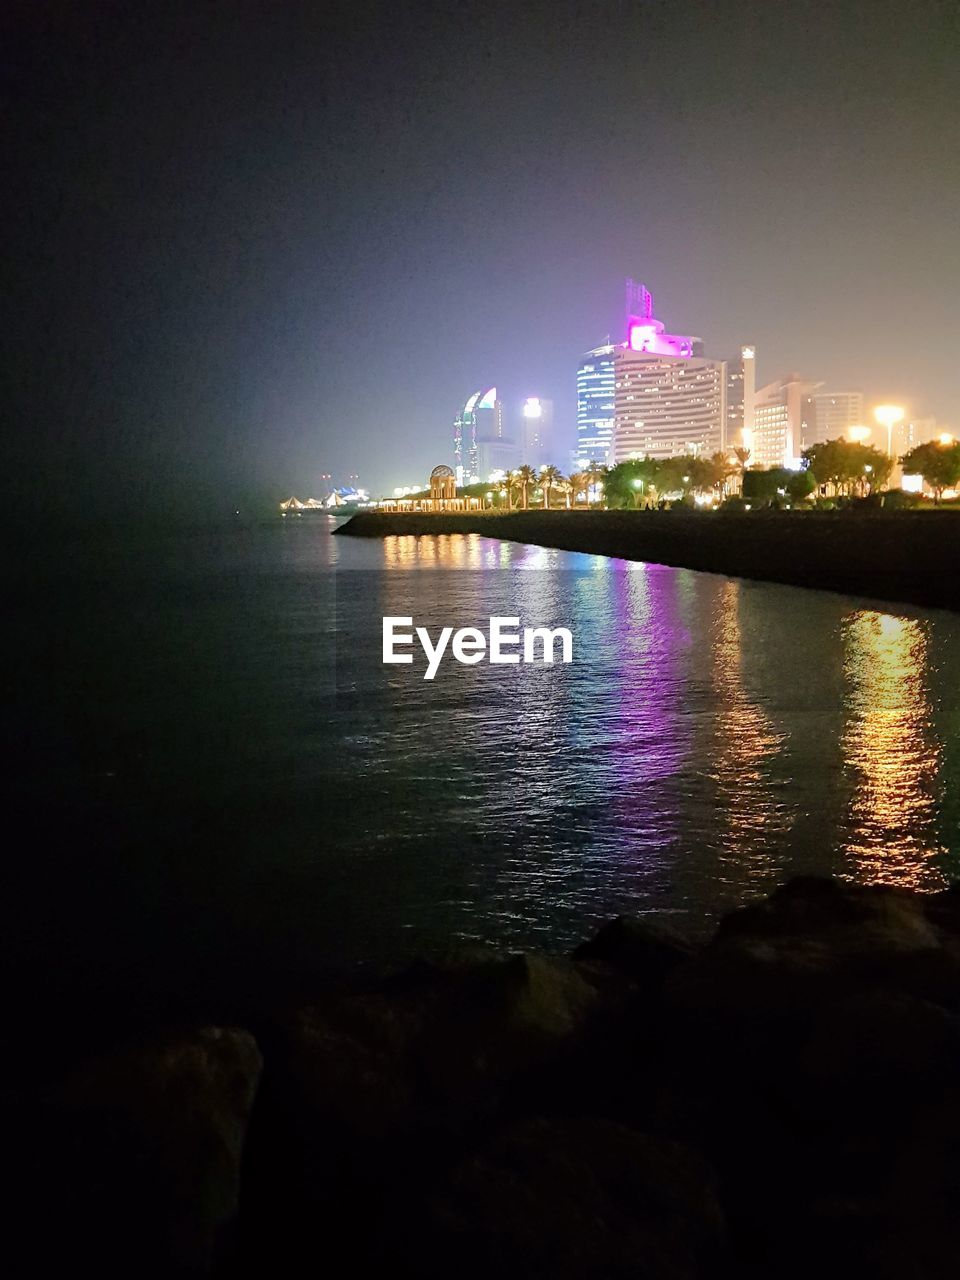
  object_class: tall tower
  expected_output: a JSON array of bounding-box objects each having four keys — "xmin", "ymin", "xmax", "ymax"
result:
[
  {"xmin": 612, "ymin": 285, "xmax": 724, "ymax": 461},
  {"xmin": 575, "ymin": 342, "xmax": 616, "ymax": 467},
  {"xmin": 726, "ymin": 345, "xmax": 757, "ymax": 451},
  {"xmin": 455, "ymin": 386, "xmax": 500, "ymax": 484}
]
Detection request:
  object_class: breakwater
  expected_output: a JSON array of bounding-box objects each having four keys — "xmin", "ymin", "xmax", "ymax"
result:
[
  {"xmin": 337, "ymin": 509, "xmax": 960, "ymax": 611},
  {"xmin": 10, "ymin": 877, "xmax": 960, "ymax": 1277}
]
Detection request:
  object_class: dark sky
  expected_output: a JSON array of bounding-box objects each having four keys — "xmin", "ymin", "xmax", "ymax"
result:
[{"xmin": 4, "ymin": 0, "xmax": 959, "ymax": 520}]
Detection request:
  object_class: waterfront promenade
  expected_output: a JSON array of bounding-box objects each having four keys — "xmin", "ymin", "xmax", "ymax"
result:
[{"xmin": 337, "ymin": 509, "xmax": 960, "ymax": 612}]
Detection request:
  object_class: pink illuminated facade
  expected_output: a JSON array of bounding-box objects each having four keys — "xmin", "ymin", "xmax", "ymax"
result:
[{"xmin": 613, "ymin": 281, "xmax": 726, "ymax": 462}]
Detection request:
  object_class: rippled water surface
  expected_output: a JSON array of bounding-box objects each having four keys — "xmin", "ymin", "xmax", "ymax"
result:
[{"xmin": 9, "ymin": 517, "xmax": 960, "ymax": 986}]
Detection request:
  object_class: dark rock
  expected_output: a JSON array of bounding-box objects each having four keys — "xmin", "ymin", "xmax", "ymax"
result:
[
  {"xmin": 574, "ymin": 915, "xmax": 694, "ymax": 989},
  {"xmin": 36, "ymin": 1026, "xmax": 262, "ymax": 1276},
  {"xmin": 390, "ymin": 1116, "xmax": 726, "ymax": 1279},
  {"xmin": 238, "ymin": 950, "xmax": 611, "ymax": 1267}
]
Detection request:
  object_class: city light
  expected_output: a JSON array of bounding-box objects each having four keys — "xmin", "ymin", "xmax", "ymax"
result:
[
  {"xmin": 522, "ymin": 397, "xmax": 542, "ymax": 419},
  {"xmin": 847, "ymin": 425, "xmax": 871, "ymax": 443},
  {"xmin": 873, "ymin": 404, "xmax": 905, "ymax": 456},
  {"xmin": 938, "ymin": 433, "xmax": 954, "ymax": 446}
]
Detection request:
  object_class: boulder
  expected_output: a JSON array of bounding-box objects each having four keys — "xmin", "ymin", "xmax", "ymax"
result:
[
  {"xmin": 574, "ymin": 915, "xmax": 694, "ymax": 989},
  {"xmin": 390, "ymin": 1116, "xmax": 726, "ymax": 1279},
  {"xmin": 38, "ymin": 1026, "xmax": 262, "ymax": 1276}
]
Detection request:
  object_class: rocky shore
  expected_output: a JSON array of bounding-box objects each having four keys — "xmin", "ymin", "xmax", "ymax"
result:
[
  {"xmin": 9, "ymin": 877, "xmax": 960, "ymax": 1276},
  {"xmin": 336, "ymin": 509, "xmax": 960, "ymax": 612}
]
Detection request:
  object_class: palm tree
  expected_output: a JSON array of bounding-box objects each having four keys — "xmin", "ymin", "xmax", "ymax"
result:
[
  {"xmin": 568, "ymin": 471, "xmax": 589, "ymax": 507},
  {"xmin": 510, "ymin": 464, "xmax": 538, "ymax": 511},
  {"xmin": 582, "ymin": 460, "xmax": 606, "ymax": 508},
  {"xmin": 539, "ymin": 465, "xmax": 564, "ymax": 510}
]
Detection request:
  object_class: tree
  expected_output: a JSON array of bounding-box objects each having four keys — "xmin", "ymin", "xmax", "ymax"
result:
[
  {"xmin": 707, "ymin": 452, "xmax": 738, "ymax": 498},
  {"xmin": 786, "ymin": 468, "xmax": 816, "ymax": 502},
  {"xmin": 901, "ymin": 440, "xmax": 960, "ymax": 502},
  {"xmin": 604, "ymin": 458, "xmax": 659, "ymax": 508},
  {"xmin": 733, "ymin": 446, "xmax": 752, "ymax": 470},
  {"xmin": 582, "ymin": 461, "xmax": 606, "ymax": 507},
  {"xmin": 510, "ymin": 464, "xmax": 538, "ymax": 510},
  {"xmin": 803, "ymin": 438, "xmax": 893, "ymax": 497},
  {"xmin": 568, "ymin": 471, "xmax": 589, "ymax": 507},
  {"xmin": 539, "ymin": 465, "xmax": 564, "ymax": 510},
  {"xmin": 656, "ymin": 455, "xmax": 697, "ymax": 498}
]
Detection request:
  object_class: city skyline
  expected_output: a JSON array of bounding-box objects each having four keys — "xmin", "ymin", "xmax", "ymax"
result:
[{"xmin": 5, "ymin": 2, "xmax": 958, "ymax": 520}]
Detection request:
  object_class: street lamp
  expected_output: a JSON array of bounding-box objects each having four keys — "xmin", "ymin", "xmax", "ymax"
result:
[
  {"xmin": 847, "ymin": 425, "xmax": 871, "ymax": 444},
  {"xmin": 873, "ymin": 404, "xmax": 904, "ymax": 457}
]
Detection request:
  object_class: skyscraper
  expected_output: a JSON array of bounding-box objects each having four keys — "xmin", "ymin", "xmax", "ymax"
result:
[
  {"xmin": 726, "ymin": 346, "xmax": 756, "ymax": 450},
  {"xmin": 611, "ymin": 283, "xmax": 726, "ymax": 462},
  {"xmin": 807, "ymin": 391, "xmax": 864, "ymax": 449},
  {"xmin": 520, "ymin": 396, "xmax": 553, "ymax": 469},
  {"xmin": 753, "ymin": 375, "xmax": 823, "ymax": 468},
  {"xmin": 454, "ymin": 386, "xmax": 502, "ymax": 484},
  {"xmin": 575, "ymin": 343, "xmax": 616, "ymax": 467}
]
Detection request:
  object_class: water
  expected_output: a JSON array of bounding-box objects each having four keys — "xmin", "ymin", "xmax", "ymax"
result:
[{"xmin": 6, "ymin": 517, "xmax": 960, "ymax": 1001}]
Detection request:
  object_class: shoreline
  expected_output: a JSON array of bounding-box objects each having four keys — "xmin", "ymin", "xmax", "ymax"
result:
[
  {"xmin": 336, "ymin": 509, "xmax": 960, "ymax": 612},
  {"xmin": 10, "ymin": 876, "xmax": 960, "ymax": 1276}
]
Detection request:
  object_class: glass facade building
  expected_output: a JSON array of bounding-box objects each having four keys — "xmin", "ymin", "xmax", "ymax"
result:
[{"xmin": 575, "ymin": 343, "xmax": 616, "ymax": 468}]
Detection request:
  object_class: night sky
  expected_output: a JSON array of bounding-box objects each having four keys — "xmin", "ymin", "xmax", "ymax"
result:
[{"xmin": 5, "ymin": 0, "xmax": 959, "ymax": 522}]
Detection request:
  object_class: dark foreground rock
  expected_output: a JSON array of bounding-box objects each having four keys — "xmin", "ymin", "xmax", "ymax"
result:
[
  {"xmin": 9, "ymin": 877, "xmax": 960, "ymax": 1278},
  {"xmin": 14, "ymin": 1026, "xmax": 262, "ymax": 1277}
]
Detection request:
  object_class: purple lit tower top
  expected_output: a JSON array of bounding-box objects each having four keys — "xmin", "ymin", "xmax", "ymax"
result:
[{"xmin": 623, "ymin": 278, "xmax": 702, "ymax": 359}]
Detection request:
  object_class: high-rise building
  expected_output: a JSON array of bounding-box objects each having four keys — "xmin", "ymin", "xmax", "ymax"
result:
[
  {"xmin": 611, "ymin": 283, "xmax": 726, "ymax": 462},
  {"xmin": 752, "ymin": 375, "xmax": 823, "ymax": 469},
  {"xmin": 519, "ymin": 396, "xmax": 553, "ymax": 469},
  {"xmin": 476, "ymin": 435, "xmax": 518, "ymax": 481},
  {"xmin": 454, "ymin": 386, "xmax": 502, "ymax": 484},
  {"xmin": 575, "ymin": 343, "xmax": 616, "ymax": 467},
  {"xmin": 806, "ymin": 392, "xmax": 864, "ymax": 449},
  {"xmin": 613, "ymin": 351, "xmax": 727, "ymax": 461},
  {"xmin": 893, "ymin": 416, "xmax": 941, "ymax": 455},
  {"xmin": 726, "ymin": 346, "xmax": 756, "ymax": 449}
]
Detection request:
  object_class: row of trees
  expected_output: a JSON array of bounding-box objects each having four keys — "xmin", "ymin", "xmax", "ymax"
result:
[{"xmin": 460, "ymin": 435, "xmax": 960, "ymax": 511}]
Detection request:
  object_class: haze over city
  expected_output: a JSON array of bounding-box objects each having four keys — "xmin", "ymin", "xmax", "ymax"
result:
[{"xmin": 5, "ymin": 0, "xmax": 959, "ymax": 521}]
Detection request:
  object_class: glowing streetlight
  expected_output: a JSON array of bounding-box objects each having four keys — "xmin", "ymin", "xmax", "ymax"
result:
[
  {"xmin": 938, "ymin": 432, "xmax": 954, "ymax": 446},
  {"xmin": 873, "ymin": 404, "xmax": 905, "ymax": 457},
  {"xmin": 847, "ymin": 425, "xmax": 871, "ymax": 444}
]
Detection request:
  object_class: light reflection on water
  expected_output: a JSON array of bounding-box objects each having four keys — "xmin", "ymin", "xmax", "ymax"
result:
[
  {"xmin": 16, "ymin": 519, "xmax": 960, "ymax": 973},
  {"xmin": 840, "ymin": 611, "xmax": 943, "ymax": 887},
  {"xmin": 306, "ymin": 525, "xmax": 960, "ymax": 946}
]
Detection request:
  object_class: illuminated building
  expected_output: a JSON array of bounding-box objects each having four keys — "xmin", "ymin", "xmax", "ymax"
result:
[
  {"xmin": 806, "ymin": 392, "xmax": 864, "ymax": 449},
  {"xmin": 575, "ymin": 343, "xmax": 616, "ymax": 467},
  {"xmin": 753, "ymin": 375, "xmax": 822, "ymax": 468},
  {"xmin": 454, "ymin": 386, "xmax": 502, "ymax": 484},
  {"xmin": 895, "ymin": 416, "xmax": 943, "ymax": 454},
  {"xmin": 726, "ymin": 346, "xmax": 756, "ymax": 449},
  {"xmin": 611, "ymin": 283, "xmax": 725, "ymax": 462},
  {"xmin": 520, "ymin": 396, "xmax": 553, "ymax": 469},
  {"xmin": 476, "ymin": 434, "xmax": 518, "ymax": 480}
]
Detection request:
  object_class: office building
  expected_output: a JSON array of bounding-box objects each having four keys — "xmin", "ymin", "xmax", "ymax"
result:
[
  {"xmin": 752, "ymin": 375, "xmax": 822, "ymax": 469},
  {"xmin": 726, "ymin": 346, "xmax": 756, "ymax": 450},
  {"xmin": 611, "ymin": 283, "xmax": 725, "ymax": 462},
  {"xmin": 454, "ymin": 386, "xmax": 503, "ymax": 484},
  {"xmin": 575, "ymin": 343, "xmax": 616, "ymax": 467},
  {"xmin": 519, "ymin": 396, "xmax": 553, "ymax": 469},
  {"xmin": 806, "ymin": 392, "xmax": 864, "ymax": 449}
]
